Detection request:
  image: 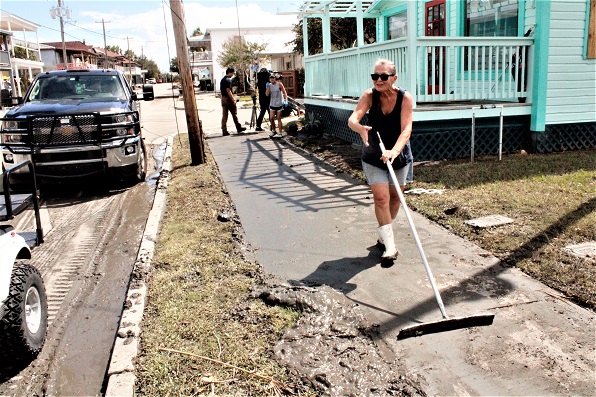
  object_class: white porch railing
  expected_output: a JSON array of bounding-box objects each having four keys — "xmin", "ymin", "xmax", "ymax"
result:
[
  {"xmin": 304, "ymin": 36, "xmax": 534, "ymax": 104},
  {"xmin": 190, "ymin": 51, "xmax": 212, "ymax": 61},
  {"xmin": 11, "ymin": 37, "xmax": 41, "ymax": 51}
]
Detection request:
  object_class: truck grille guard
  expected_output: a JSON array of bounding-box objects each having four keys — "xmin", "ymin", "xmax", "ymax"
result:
[
  {"xmin": 1, "ymin": 111, "xmax": 141, "ymax": 178},
  {"xmin": 0, "ymin": 111, "xmax": 141, "ymax": 148}
]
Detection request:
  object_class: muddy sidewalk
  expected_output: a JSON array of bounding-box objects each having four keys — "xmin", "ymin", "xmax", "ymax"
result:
[{"xmin": 201, "ymin": 119, "xmax": 594, "ymax": 396}]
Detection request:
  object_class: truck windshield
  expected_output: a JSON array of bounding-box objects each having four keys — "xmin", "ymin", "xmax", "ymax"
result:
[{"xmin": 28, "ymin": 75, "xmax": 126, "ymax": 101}]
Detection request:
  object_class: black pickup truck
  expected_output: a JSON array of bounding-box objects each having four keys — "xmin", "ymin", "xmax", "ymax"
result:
[{"xmin": 0, "ymin": 69, "xmax": 154, "ymax": 184}]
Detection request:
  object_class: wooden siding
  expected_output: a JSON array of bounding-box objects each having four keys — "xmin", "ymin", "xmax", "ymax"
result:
[{"xmin": 546, "ymin": 0, "xmax": 596, "ymax": 124}]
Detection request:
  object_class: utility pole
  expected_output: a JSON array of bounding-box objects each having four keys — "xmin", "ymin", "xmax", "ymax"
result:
[
  {"xmin": 95, "ymin": 18, "xmax": 110, "ymax": 68},
  {"xmin": 126, "ymin": 36, "xmax": 133, "ymax": 84},
  {"xmin": 141, "ymin": 45, "xmax": 145, "ymax": 83},
  {"xmin": 170, "ymin": 0, "xmax": 205, "ymax": 165},
  {"xmin": 50, "ymin": 0, "xmax": 69, "ymax": 69}
]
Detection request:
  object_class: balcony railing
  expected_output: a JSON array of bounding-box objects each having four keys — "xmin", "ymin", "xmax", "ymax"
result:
[
  {"xmin": 304, "ymin": 36, "xmax": 534, "ymax": 104},
  {"xmin": 11, "ymin": 37, "xmax": 41, "ymax": 51},
  {"xmin": 190, "ymin": 51, "xmax": 212, "ymax": 62}
]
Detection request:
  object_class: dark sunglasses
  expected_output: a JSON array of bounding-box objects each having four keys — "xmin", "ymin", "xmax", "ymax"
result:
[{"xmin": 371, "ymin": 73, "xmax": 395, "ymax": 81}]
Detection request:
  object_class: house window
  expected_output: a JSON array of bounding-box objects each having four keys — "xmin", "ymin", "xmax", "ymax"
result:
[
  {"xmin": 387, "ymin": 13, "xmax": 407, "ymax": 39},
  {"xmin": 465, "ymin": 0, "xmax": 518, "ymax": 37}
]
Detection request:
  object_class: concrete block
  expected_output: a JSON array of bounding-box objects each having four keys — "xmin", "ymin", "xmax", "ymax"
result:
[
  {"xmin": 464, "ymin": 214, "xmax": 514, "ymax": 228},
  {"xmin": 105, "ymin": 372, "xmax": 136, "ymax": 397},
  {"xmin": 565, "ymin": 241, "xmax": 596, "ymax": 260}
]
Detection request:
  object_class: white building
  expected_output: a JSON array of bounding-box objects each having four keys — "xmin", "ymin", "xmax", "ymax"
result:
[
  {"xmin": 189, "ymin": 25, "xmax": 302, "ymax": 93},
  {"xmin": 0, "ymin": 11, "xmax": 44, "ymax": 98}
]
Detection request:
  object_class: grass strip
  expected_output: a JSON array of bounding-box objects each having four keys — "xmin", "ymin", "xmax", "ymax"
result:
[{"xmin": 135, "ymin": 134, "xmax": 312, "ymax": 396}]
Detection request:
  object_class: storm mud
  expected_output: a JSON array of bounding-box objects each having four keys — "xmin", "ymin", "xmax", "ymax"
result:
[{"xmin": 255, "ymin": 283, "xmax": 426, "ymax": 397}]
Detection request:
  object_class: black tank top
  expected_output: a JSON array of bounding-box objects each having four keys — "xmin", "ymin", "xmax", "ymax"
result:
[{"xmin": 361, "ymin": 87, "xmax": 413, "ymax": 170}]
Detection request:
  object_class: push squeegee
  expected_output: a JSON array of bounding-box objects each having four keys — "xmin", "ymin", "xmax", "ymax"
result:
[{"xmin": 377, "ymin": 132, "xmax": 495, "ymax": 340}]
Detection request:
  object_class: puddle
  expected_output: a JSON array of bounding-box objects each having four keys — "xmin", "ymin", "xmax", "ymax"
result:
[
  {"xmin": 152, "ymin": 141, "xmax": 167, "ymax": 171},
  {"xmin": 254, "ymin": 284, "xmax": 426, "ymax": 396}
]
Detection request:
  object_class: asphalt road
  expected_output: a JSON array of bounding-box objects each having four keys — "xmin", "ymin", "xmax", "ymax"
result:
[{"xmin": 0, "ymin": 87, "xmax": 179, "ymax": 396}]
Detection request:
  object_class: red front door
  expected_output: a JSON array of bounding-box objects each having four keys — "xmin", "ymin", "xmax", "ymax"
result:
[{"xmin": 425, "ymin": 0, "xmax": 446, "ymax": 94}]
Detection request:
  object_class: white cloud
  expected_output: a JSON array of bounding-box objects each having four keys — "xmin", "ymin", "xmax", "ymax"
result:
[
  {"xmin": 97, "ymin": 3, "xmax": 297, "ymax": 72},
  {"xmin": 25, "ymin": 1, "xmax": 299, "ymax": 73}
]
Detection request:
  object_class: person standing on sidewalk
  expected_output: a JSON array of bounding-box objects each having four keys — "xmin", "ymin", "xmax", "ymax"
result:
[
  {"xmin": 266, "ymin": 74, "xmax": 288, "ymax": 138},
  {"xmin": 220, "ymin": 67, "xmax": 246, "ymax": 136},
  {"xmin": 255, "ymin": 68, "xmax": 270, "ymax": 131},
  {"xmin": 347, "ymin": 58, "xmax": 413, "ymax": 260}
]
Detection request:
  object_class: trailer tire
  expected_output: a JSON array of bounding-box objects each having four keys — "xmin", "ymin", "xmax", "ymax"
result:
[{"xmin": 0, "ymin": 263, "xmax": 47, "ymax": 358}]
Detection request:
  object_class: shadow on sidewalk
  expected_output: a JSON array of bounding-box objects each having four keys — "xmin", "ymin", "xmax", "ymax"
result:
[{"xmin": 294, "ymin": 246, "xmax": 381, "ymax": 293}]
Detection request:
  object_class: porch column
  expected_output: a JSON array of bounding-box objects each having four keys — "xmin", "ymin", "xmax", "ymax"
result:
[
  {"xmin": 27, "ymin": 66, "xmax": 33, "ymax": 86},
  {"xmin": 356, "ymin": 1, "xmax": 364, "ymax": 47},
  {"xmin": 322, "ymin": 5, "xmax": 331, "ymax": 97},
  {"xmin": 322, "ymin": 5, "xmax": 331, "ymax": 54},
  {"xmin": 36, "ymin": 30, "xmax": 41, "ymax": 62},
  {"xmin": 12, "ymin": 64, "xmax": 21, "ymax": 97},
  {"xmin": 530, "ymin": 0, "xmax": 551, "ymax": 135},
  {"xmin": 302, "ymin": 16, "xmax": 310, "ymax": 96},
  {"xmin": 22, "ymin": 28, "xmax": 29, "ymax": 59},
  {"xmin": 406, "ymin": 0, "xmax": 417, "ymax": 108},
  {"xmin": 302, "ymin": 17, "xmax": 309, "ymax": 56}
]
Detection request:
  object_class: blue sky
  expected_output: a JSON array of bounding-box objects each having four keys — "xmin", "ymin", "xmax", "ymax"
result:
[{"xmin": 1, "ymin": 0, "xmax": 303, "ymax": 72}]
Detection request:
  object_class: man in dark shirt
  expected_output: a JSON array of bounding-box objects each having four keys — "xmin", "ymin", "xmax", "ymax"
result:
[
  {"xmin": 255, "ymin": 67, "xmax": 271, "ymax": 131},
  {"xmin": 220, "ymin": 67, "xmax": 246, "ymax": 136}
]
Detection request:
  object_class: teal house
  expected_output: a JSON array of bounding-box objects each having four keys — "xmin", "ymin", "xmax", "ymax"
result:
[{"xmin": 298, "ymin": 0, "xmax": 596, "ymax": 160}]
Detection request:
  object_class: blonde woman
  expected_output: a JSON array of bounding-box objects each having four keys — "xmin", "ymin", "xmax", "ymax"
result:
[{"xmin": 348, "ymin": 59, "xmax": 413, "ymax": 260}]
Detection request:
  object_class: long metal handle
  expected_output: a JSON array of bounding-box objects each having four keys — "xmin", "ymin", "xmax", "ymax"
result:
[{"xmin": 377, "ymin": 133, "xmax": 448, "ymax": 319}]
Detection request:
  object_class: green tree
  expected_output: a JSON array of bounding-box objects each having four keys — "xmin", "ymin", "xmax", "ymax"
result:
[
  {"xmin": 290, "ymin": 17, "xmax": 376, "ymax": 55},
  {"xmin": 123, "ymin": 49, "xmax": 137, "ymax": 62},
  {"xmin": 170, "ymin": 57, "xmax": 179, "ymax": 73},
  {"xmin": 139, "ymin": 56, "xmax": 160, "ymax": 78},
  {"xmin": 105, "ymin": 45, "xmax": 121, "ymax": 54},
  {"xmin": 192, "ymin": 26, "xmax": 203, "ymax": 36},
  {"xmin": 217, "ymin": 37, "xmax": 266, "ymax": 93},
  {"xmin": 13, "ymin": 47, "xmax": 38, "ymax": 61}
]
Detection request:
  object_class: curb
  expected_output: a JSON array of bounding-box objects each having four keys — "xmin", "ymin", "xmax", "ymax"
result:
[{"xmin": 105, "ymin": 135, "xmax": 174, "ymax": 396}]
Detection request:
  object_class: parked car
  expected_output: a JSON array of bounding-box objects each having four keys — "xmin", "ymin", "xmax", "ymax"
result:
[
  {"xmin": 156, "ymin": 78, "xmax": 162, "ymax": 84},
  {"xmin": 147, "ymin": 78, "xmax": 156, "ymax": 84},
  {"xmin": 0, "ymin": 69, "xmax": 154, "ymax": 184}
]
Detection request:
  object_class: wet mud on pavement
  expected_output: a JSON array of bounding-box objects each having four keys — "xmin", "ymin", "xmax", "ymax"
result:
[
  {"xmin": 0, "ymin": 145, "xmax": 159, "ymax": 396},
  {"xmin": 207, "ymin": 131, "xmax": 595, "ymax": 397},
  {"xmin": 256, "ymin": 281, "xmax": 426, "ymax": 396}
]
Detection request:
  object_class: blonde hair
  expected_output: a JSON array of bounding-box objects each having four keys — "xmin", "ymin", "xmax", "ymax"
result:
[{"xmin": 374, "ymin": 58, "xmax": 396, "ymax": 75}]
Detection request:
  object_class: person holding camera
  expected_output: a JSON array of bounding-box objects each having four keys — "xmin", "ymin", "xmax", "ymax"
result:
[
  {"xmin": 266, "ymin": 73, "xmax": 288, "ymax": 138},
  {"xmin": 255, "ymin": 68, "xmax": 270, "ymax": 131}
]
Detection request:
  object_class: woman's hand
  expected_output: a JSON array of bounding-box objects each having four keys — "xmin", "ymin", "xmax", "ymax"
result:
[
  {"xmin": 359, "ymin": 125, "xmax": 372, "ymax": 147},
  {"xmin": 381, "ymin": 149, "xmax": 399, "ymax": 164}
]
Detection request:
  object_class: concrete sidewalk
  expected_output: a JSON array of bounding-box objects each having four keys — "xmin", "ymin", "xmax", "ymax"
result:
[
  {"xmin": 111, "ymin": 90, "xmax": 592, "ymax": 396},
  {"xmin": 191, "ymin": 93, "xmax": 595, "ymax": 396}
]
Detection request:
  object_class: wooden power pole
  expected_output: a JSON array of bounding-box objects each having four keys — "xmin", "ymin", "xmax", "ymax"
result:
[{"xmin": 170, "ymin": 0, "xmax": 205, "ymax": 165}]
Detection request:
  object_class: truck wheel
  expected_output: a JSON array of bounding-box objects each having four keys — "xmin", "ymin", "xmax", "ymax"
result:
[
  {"xmin": 0, "ymin": 263, "xmax": 48, "ymax": 358},
  {"xmin": 135, "ymin": 142, "xmax": 147, "ymax": 183}
]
